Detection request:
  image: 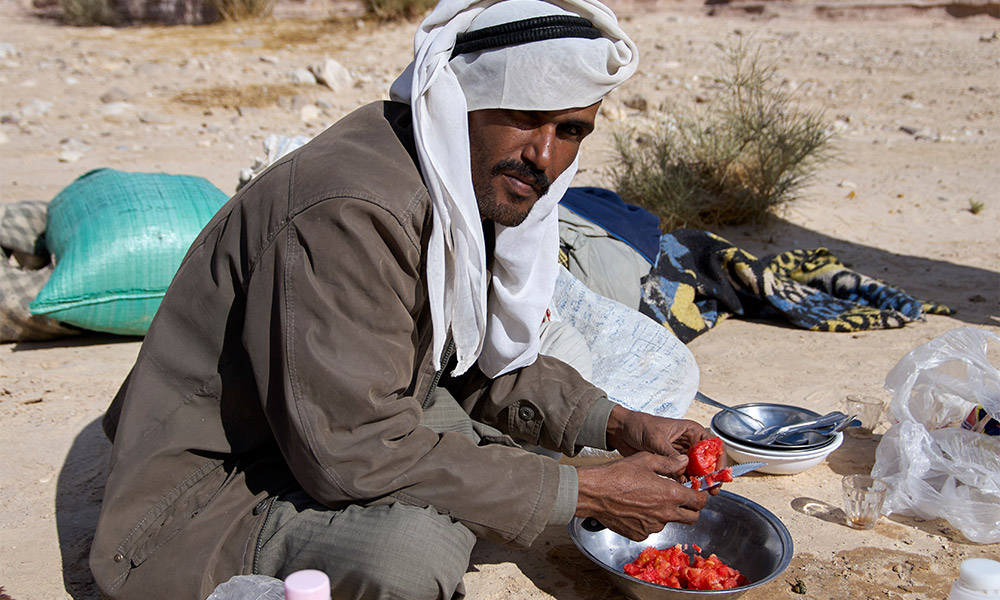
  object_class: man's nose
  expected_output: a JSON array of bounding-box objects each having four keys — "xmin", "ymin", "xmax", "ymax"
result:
[{"xmin": 522, "ymin": 125, "xmax": 555, "ymax": 173}]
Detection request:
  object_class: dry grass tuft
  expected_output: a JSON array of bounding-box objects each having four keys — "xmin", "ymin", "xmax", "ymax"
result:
[
  {"xmin": 361, "ymin": 0, "xmax": 436, "ymax": 20},
  {"xmin": 611, "ymin": 40, "xmax": 834, "ymax": 230},
  {"xmin": 173, "ymin": 83, "xmax": 302, "ymax": 109},
  {"xmin": 210, "ymin": 0, "xmax": 275, "ymax": 20}
]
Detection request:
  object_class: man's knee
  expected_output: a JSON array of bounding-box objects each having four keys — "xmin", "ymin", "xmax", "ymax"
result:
[{"xmin": 334, "ymin": 503, "xmax": 475, "ymax": 600}]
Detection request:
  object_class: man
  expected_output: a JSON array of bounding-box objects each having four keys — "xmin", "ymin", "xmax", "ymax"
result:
[{"xmin": 90, "ymin": 0, "xmax": 720, "ymax": 598}]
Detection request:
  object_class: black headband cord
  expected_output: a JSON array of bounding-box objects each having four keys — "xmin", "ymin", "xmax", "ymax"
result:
[{"xmin": 451, "ymin": 15, "xmax": 601, "ymax": 59}]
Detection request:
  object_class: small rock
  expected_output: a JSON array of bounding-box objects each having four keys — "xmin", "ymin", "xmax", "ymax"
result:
[
  {"xmin": 0, "ymin": 42, "xmax": 19, "ymax": 59},
  {"xmin": 138, "ymin": 111, "xmax": 173, "ymax": 125},
  {"xmin": 1, "ymin": 113, "xmax": 19, "ymax": 124},
  {"xmin": 623, "ymin": 94, "xmax": 648, "ymax": 112},
  {"xmin": 838, "ymin": 180, "xmax": 857, "ymax": 189},
  {"xmin": 309, "ymin": 58, "xmax": 353, "ymax": 92},
  {"xmin": 598, "ymin": 102, "xmax": 626, "ymax": 122},
  {"xmin": 970, "ymin": 294, "xmax": 987, "ymax": 303},
  {"xmin": 290, "ymin": 95, "xmax": 307, "ymax": 111},
  {"xmin": 20, "ymin": 98, "xmax": 53, "ymax": 118},
  {"xmin": 64, "ymin": 76, "xmax": 79, "ymax": 85},
  {"xmin": 238, "ymin": 38, "xmax": 263, "ymax": 48},
  {"xmin": 259, "ymin": 55, "xmax": 278, "ymax": 64},
  {"xmin": 99, "ymin": 102, "xmax": 137, "ymax": 123},
  {"xmin": 0, "ymin": 131, "xmax": 8, "ymax": 145},
  {"xmin": 289, "ymin": 68, "xmax": 317, "ymax": 85},
  {"xmin": 59, "ymin": 149, "xmax": 83, "ymax": 163},
  {"xmin": 901, "ymin": 92, "xmax": 914, "ymax": 100},
  {"xmin": 99, "ymin": 87, "xmax": 130, "ymax": 103},
  {"xmin": 315, "ymin": 99, "xmax": 333, "ymax": 110},
  {"xmin": 300, "ymin": 104, "xmax": 320, "ymax": 122},
  {"xmin": 133, "ymin": 62, "xmax": 166, "ymax": 77}
]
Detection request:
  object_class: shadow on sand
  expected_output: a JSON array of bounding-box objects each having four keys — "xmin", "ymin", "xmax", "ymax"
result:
[
  {"xmin": 11, "ymin": 333, "xmax": 141, "ymax": 352},
  {"xmin": 714, "ymin": 216, "xmax": 1000, "ymax": 327},
  {"xmin": 56, "ymin": 417, "xmax": 111, "ymax": 600}
]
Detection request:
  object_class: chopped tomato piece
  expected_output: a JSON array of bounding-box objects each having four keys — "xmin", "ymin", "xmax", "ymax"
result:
[
  {"xmin": 686, "ymin": 437, "xmax": 724, "ymax": 477},
  {"xmin": 623, "ymin": 544, "xmax": 748, "ymax": 590}
]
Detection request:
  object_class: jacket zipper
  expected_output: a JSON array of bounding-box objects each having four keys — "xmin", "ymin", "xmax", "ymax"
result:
[
  {"xmin": 251, "ymin": 496, "xmax": 277, "ymax": 574},
  {"xmin": 421, "ymin": 339, "xmax": 455, "ymax": 409}
]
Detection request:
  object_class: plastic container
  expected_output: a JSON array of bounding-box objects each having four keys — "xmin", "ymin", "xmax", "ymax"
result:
[
  {"xmin": 284, "ymin": 570, "xmax": 331, "ymax": 600},
  {"xmin": 948, "ymin": 558, "xmax": 1000, "ymax": 600}
]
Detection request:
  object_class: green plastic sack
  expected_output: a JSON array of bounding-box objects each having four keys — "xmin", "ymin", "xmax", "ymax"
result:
[{"xmin": 29, "ymin": 168, "xmax": 227, "ymax": 335}]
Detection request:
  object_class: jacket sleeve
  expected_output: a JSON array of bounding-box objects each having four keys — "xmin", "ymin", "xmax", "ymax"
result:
[{"xmin": 242, "ymin": 193, "xmax": 570, "ymax": 546}]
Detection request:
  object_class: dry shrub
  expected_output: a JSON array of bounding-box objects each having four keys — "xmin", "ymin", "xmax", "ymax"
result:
[
  {"xmin": 60, "ymin": 0, "xmax": 119, "ymax": 25},
  {"xmin": 173, "ymin": 83, "xmax": 301, "ymax": 108},
  {"xmin": 361, "ymin": 0, "xmax": 436, "ymax": 20},
  {"xmin": 210, "ymin": 0, "xmax": 274, "ymax": 20},
  {"xmin": 611, "ymin": 40, "xmax": 833, "ymax": 230}
]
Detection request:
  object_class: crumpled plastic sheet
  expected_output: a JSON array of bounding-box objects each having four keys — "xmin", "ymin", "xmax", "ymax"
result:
[
  {"xmin": 873, "ymin": 326, "xmax": 1000, "ymax": 543},
  {"xmin": 550, "ymin": 266, "xmax": 699, "ymax": 457},
  {"xmin": 206, "ymin": 575, "xmax": 284, "ymax": 600}
]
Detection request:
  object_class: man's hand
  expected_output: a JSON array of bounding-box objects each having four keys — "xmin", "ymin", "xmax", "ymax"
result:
[
  {"xmin": 575, "ymin": 452, "xmax": 708, "ymax": 541},
  {"xmin": 605, "ymin": 404, "xmax": 726, "ymax": 493}
]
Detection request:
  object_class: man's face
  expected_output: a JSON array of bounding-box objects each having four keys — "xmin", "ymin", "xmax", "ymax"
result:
[{"xmin": 468, "ymin": 102, "xmax": 601, "ymax": 227}]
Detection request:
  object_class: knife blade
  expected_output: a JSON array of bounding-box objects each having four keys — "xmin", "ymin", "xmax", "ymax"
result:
[{"xmin": 684, "ymin": 461, "xmax": 767, "ymax": 490}]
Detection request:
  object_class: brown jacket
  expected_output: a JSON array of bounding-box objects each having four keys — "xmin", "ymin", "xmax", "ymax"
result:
[{"xmin": 90, "ymin": 101, "xmax": 605, "ymax": 599}]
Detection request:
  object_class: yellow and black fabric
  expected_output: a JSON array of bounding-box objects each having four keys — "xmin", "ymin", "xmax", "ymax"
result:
[{"xmin": 639, "ymin": 229, "xmax": 952, "ymax": 343}]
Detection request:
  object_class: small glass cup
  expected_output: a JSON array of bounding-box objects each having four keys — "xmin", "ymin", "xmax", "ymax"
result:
[
  {"xmin": 845, "ymin": 394, "xmax": 885, "ymax": 433},
  {"xmin": 842, "ymin": 474, "xmax": 887, "ymax": 530}
]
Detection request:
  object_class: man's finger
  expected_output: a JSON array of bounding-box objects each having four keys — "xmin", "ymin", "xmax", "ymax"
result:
[
  {"xmin": 668, "ymin": 505, "xmax": 701, "ymax": 525},
  {"xmin": 648, "ymin": 453, "xmax": 688, "ymax": 476}
]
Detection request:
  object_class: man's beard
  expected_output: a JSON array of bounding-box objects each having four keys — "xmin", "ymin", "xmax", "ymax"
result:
[{"xmin": 474, "ymin": 159, "xmax": 551, "ymax": 227}]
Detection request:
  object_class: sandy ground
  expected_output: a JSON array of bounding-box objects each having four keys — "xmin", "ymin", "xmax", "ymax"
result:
[{"xmin": 1, "ymin": 0, "xmax": 998, "ymax": 597}]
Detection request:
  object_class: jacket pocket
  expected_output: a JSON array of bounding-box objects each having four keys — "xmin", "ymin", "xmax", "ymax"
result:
[{"xmin": 107, "ymin": 458, "xmax": 228, "ymax": 591}]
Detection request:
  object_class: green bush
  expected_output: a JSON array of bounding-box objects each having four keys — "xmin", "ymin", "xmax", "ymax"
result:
[
  {"xmin": 60, "ymin": 0, "xmax": 119, "ymax": 26},
  {"xmin": 611, "ymin": 40, "xmax": 833, "ymax": 230},
  {"xmin": 361, "ymin": 0, "xmax": 436, "ymax": 20}
]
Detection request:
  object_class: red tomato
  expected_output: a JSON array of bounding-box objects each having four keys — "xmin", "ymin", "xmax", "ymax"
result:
[
  {"xmin": 623, "ymin": 544, "xmax": 748, "ymax": 590},
  {"xmin": 686, "ymin": 437, "xmax": 724, "ymax": 477}
]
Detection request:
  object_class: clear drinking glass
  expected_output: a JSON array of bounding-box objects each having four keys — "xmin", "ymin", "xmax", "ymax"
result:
[
  {"xmin": 842, "ymin": 474, "xmax": 887, "ymax": 530},
  {"xmin": 845, "ymin": 394, "xmax": 885, "ymax": 433}
]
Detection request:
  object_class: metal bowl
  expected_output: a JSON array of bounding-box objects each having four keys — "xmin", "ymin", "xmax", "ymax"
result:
[
  {"xmin": 711, "ymin": 403, "xmax": 837, "ymax": 451},
  {"xmin": 567, "ymin": 491, "xmax": 793, "ymax": 600}
]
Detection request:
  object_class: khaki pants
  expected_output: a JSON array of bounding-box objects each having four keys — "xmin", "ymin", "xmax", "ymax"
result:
[{"xmin": 252, "ymin": 387, "xmax": 484, "ymax": 600}]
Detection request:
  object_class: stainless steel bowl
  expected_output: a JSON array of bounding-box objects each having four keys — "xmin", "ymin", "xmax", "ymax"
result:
[
  {"xmin": 567, "ymin": 491, "xmax": 793, "ymax": 600},
  {"xmin": 711, "ymin": 403, "xmax": 837, "ymax": 451}
]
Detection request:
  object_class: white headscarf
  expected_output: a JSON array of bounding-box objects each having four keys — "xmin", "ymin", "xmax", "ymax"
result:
[{"xmin": 390, "ymin": 0, "xmax": 637, "ymax": 377}]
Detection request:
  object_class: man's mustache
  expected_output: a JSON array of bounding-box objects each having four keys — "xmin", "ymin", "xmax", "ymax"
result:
[{"xmin": 491, "ymin": 159, "xmax": 550, "ymax": 198}]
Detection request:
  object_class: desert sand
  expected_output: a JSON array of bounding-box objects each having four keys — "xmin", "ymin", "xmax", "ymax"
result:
[{"xmin": 1, "ymin": 0, "xmax": 998, "ymax": 597}]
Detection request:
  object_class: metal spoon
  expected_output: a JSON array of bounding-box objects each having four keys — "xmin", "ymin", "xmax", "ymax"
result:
[
  {"xmin": 694, "ymin": 392, "xmax": 767, "ymax": 430},
  {"xmin": 745, "ymin": 411, "xmax": 847, "ymax": 445},
  {"xmin": 773, "ymin": 414, "xmax": 858, "ymax": 446}
]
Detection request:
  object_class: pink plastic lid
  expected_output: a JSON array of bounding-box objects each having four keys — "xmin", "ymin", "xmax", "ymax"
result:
[{"xmin": 284, "ymin": 569, "xmax": 330, "ymax": 600}]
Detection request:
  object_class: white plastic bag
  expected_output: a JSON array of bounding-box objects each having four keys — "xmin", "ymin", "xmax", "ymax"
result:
[
  {"xmin": 549, "ymin": 266, "xmax": 699, "ymax": 420},
  {"xmin": 873, "ymin": 327, "xmax": 1000, "ymax": 543}
]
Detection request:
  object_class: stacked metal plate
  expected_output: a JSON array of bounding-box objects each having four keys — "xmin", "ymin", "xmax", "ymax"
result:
[{"xmin": 709, "ymin": 403, "xmax": 845, "ymax": 475}]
